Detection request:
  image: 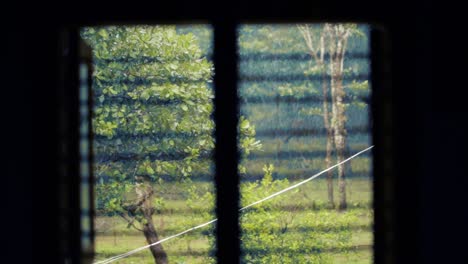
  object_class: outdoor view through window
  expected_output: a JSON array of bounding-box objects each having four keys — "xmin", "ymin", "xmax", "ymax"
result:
[{"xmin": 82, "ymin": 23, "xmax": 372, "ymax": 264}]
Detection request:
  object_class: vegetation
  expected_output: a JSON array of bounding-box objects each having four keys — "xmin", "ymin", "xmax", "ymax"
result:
[
  {"xmin": 86, "ymin": 24, "xmax": 372, "ymax": 264},
  {"xmin": 94, "ymin": 178, "xmax": 372, "ymax": 264},
  {"xmin": 82, "ymin": 26, "xmax": 259, "ymax": 264}
]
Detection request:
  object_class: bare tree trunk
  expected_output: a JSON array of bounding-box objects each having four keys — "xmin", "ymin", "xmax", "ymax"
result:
[
  {"xmin": 324, "ymin": 115, "xmax": 335, "ymax": 209},
  {"xmin": 298, "ymin": 24, "xmax": 336, "ymax": 208},
  {"xmin": 335, "ymin": 126, "xmax": 347, "ymax": 211},
  {"xmin": 328, "ymin": 24, "xmax": 350, "ymax": 211},
  {"xmin": 320, "ymin": 27, "xmax": 335, "ymax": 209},
  {"xmin": 321, "ymin": 59, "xmax": 335, "ymax": 209},
  {"xmin": 300, "ymin": 24, "xmax": 353, "ymax": 211},
  {"xmin": 276, "ymin": 95, "xmax": 281, "ymax": 164}
]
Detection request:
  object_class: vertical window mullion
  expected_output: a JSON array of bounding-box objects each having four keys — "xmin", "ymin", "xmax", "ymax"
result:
[
  {"xmin": 79, "ymin": 38, "xmax": 95, "ymax": 263},
  {"xmin": 58, "ymin": 27, "xmax": 81, "ymax": 264},
  {"xmin": 371, "ymin": 26, "xmax": 393, "ymax": 264},
  {"xmin": 213, "ymin": 20, "xmax": 241, "ymax": 263}
]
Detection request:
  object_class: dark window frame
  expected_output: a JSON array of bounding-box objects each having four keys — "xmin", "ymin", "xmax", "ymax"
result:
[
  {"xmin": 57, "ymin": 16, "xmax": 394, "ymax": 264},
  {"xmin": 21, "ymin": 2, "xmax": 453, "ymax": 264}
]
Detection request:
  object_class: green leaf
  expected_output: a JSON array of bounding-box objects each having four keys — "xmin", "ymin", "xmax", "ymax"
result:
[
  {"xmin": 140, "ymin": 90, "xmax": 151, "ymax": 100},
  {"xmin": 98, "ymin": 29, "xmax": 109, "ymax": 39},
  {"xmin": 240, "ymin": 118, "xmax": 250, "ymax": 129},
  {"xmin": 146, "ymin": 166, "xmax": 155, "ymax": 174}
]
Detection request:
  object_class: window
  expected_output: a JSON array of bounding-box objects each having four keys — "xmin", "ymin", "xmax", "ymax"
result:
[{"xmin": 74, "ymin": 22, "xmax": 379, "ymax": 264}]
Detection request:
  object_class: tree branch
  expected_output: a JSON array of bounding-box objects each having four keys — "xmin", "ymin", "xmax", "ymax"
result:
[
  {"xmin": 118, "ymin": 212, "xmax": 144, "ymax": 232},
  {"xmin": 297, "ymin": 25, "xmax": 320, "ymax": 63}
]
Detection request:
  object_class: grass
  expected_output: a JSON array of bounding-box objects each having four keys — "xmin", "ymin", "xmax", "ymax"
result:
[{"xmin": 93, "ymin": 178, "xmax": 373, "ymax": 263}]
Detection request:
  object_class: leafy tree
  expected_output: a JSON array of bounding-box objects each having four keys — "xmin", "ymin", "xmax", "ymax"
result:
[{"xmin": 81, "ymin": 26, "xmax": 260, "ymax": 264}]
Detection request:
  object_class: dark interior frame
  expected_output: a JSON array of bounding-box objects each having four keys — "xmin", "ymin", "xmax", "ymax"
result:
[
  {"xmin": 62, "ymin": 19, "xmax": 391, "ymax": 264},
  {"xmin": 52, "ymin": 20, "xmax": 391, "ymax": 264},
  {"xmin": 6, "ymin": 1, "xmax": 464, "ymax": 264}
]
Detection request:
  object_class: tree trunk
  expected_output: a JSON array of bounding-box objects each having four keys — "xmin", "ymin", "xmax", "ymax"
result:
[
  {"xmin": 298, "ymin": 25, "xmax": 336, "ymax": 208},
  {"xmin": 276, "ymin": 95, "xmax": 281, "ymax": 164},
  {"xmin": 142, "ymin": 213, "xmax": 169, "ymax": 264},
  {"xmin": 335, "ymin": 128, "xmax": 347, "ymax": 211},
  {"xmin": 321, "ymin": 61, "xmax": 335, "ymax": 209},
  {"xmin": 136, "ymin": 180, "xmax": 169, "ymax": 264},
  {"xmin": 333, "ymin": 65, "xmax": 347, "ymax": 211},
  {"xmin": 328, "ymin": 24, "xmax": 350, "ymax": 211},
  {"xmin": 325, "ymin": 128, "xmax": 335, "ymax": 208},
  {"xmin": 319, "ymin": 28, "xmax": 336, "ymax": 209}
]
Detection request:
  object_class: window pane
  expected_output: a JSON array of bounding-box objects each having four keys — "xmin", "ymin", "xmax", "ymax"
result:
[
  {"xmin": 81, "ymin": 25, "xmax": 216, "ymax": 263},
  {"xmin": 238, "ymin": 24, "xmax": 373, "ymax": 263},
  {"xmin": 79, "ymin": 60, "xmax": 93, "ymax": 256}
]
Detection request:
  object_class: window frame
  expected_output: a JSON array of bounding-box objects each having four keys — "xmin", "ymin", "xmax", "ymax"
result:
[{"xmin": 60, "ymin": 19, "xmax": 391, "ymax": 264}]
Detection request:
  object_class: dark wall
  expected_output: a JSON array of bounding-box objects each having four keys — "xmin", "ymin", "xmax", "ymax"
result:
[
  {"xmin": 3, "ymin": 19, "xmax": 33, "ymax": 264},
  {"xmin": 2, "ymin": 15, "xmax": 60, "ymax": 263},
  {"xmin": 4, "ymin": 1, "xmax": 467, "ymax": 263}
]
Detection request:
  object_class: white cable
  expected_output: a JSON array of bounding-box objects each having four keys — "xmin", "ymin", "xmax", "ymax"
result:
[
  {"xmin": 239, "ymin": 145, "xmax": 373, "ymax": 210},
  {"xmin": 94, "ymin": 145, "xmax": 373, "ymax": 264}
]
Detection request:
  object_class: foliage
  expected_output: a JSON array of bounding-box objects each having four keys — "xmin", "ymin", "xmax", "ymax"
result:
[
  {"xmin": 94, "ymin": 178, "xmax": 373, "ymax": 263},
  {"xmin": 86, "ymin": 24, "xmax": 373, "ymax": 264},
  {"xmin": 239, "ymin": 165, "xmax": 357, "ymax": 263},
  {"xmin": 168, "ymin": 165, "xmax": 362, "ymax": 263},
  {"xmin": 238, "ymin": 24, "xmax": 370, "ymax": 136},
  {"xmin": 81, "ymin": 26, "xmax": 261, "ymax": 219}
]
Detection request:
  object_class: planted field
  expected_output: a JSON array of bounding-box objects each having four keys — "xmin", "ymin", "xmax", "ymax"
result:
[{"xmin": 94, "ymin": 178, "xmax": 372, "ymax": 263}]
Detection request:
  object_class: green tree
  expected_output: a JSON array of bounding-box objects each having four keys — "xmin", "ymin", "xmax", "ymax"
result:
[{"xmin": 82, "ymin": 26, "xmax": 260, "ymax": 264}]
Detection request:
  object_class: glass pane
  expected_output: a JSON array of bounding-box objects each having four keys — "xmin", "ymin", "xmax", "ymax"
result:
[
  {"xmin": 81, "ymin": 25, "xmax": 216, "ymax": 264},
  {"xmin": 79, "ymin": 61, "xmax": 93, "ymax": 255},
  {"xmin": 238, "ymin": 24, "xmax": 373, "ymax": 263}
]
